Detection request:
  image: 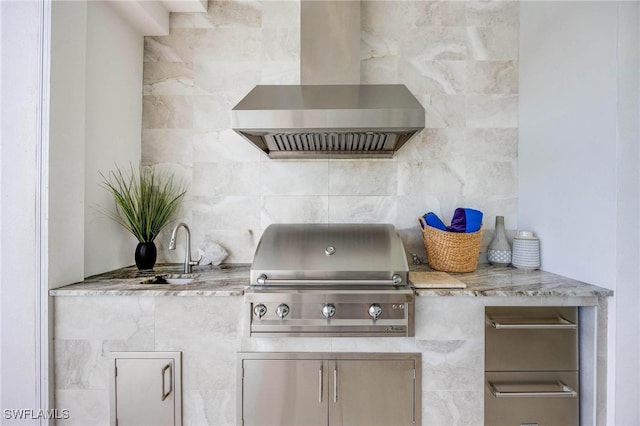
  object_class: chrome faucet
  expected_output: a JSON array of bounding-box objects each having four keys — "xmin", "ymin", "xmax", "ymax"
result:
[{"xmin": 169, "ymin": 223, "xmax": 199, "ymax": 273}]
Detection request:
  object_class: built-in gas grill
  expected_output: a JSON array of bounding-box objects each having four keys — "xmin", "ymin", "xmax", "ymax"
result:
[{"xmin": 245, "ymin": 223, "xmax": 414, "ymax": 337}]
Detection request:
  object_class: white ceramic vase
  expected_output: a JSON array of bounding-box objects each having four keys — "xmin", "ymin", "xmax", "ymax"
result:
[
  {"xmin": 487, "ymin": 216, "xmax": 511, "ymax": 266},
  {"xmin": 512, "ymin": 230, "xmax": 541, "ymax": 270}
]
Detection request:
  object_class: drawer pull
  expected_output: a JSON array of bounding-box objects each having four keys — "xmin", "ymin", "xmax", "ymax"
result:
[
  {"xmin": 488, "ymin": 381, "xmax": 577, "ymax": 398},
  {"xmin": 487, "ymin": 315, "xmax": 576, "ymax": 329}
]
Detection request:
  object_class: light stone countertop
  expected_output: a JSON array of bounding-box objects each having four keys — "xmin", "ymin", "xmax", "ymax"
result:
[
  {"xmin": 413, "ymin": 263, "xmax": 613, "ymax": 297},
  {"xmin": 49, "ymin": 263, "xmax": 249, "ymax": 296},
  {"xmin": 49, "ymin": 263, "xmax": 613, "ymax": 298}
]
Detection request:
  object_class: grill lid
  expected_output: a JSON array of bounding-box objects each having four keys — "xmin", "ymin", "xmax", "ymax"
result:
[{"xmin": 250, "ymin": 223, "xmax": 409, "ymax": 286}]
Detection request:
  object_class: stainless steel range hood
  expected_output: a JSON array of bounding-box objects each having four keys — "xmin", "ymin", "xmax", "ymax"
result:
[
  {"xmin": 230, "ymin": 1, "xmax": 425, "ymax": 159},
  {"xmin": 231, "ymin": 84, "xmax": 425, "ymax": 159}
]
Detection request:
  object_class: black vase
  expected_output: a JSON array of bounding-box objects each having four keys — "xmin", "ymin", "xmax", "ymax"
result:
[{"xmin": 135, "ymin": 241, "xmax": 157, "ymax": 270}]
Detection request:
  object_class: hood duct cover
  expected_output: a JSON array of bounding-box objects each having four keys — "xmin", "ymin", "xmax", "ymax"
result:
[{"xmin": 231, "ymin": 84, "xmax": 425, "ymax": 159}]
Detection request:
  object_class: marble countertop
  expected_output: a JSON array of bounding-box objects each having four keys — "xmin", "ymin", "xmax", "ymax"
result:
[
  {"xmin": 49, "ymin": 263, "xmax": 613, "ymax": 298},
  {"xmin": 413, "ymin": 264, "xmax": 612, "ymax": 297},
  {"xmin": 49, "ymin": 263, "xmax": 249, "ymax": 296}
]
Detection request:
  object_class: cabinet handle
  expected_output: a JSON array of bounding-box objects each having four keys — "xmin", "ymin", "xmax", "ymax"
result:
[
  {"xmin": 333, "ymin": 367, "xmax": 338, "ymax": 403},
  {"xmin": 487, "ymin": 315, "xmax": 577, "ymax": 329},
  {"xmin": 318, "ymin": 365, "xmax": 323, "ymax": 403},
  {"xmin": 161, "ymin": 363, "xmax": 172, "ymax": 401},
  {"xmin": 488, "ymin": 381, "xmax": 577, "ymax": 398}
]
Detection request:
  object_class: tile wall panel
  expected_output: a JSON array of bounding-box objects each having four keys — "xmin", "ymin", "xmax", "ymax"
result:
[{"xmin": 142, "ymin": 0, "xmax": 519, "ymax": 268}]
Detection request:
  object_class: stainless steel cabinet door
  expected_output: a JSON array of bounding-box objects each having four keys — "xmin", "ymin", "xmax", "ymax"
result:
[
  {"xmin": 485, "ymin": 307, "xmax": 578, "ymax": 371},
  {"xmin": 485, "ymin": 371, "xmax": 579, "ymax": 426},
  {"xmin": 242, "ymin": 359, "xmax": 329, "ymax": 426},
  {"xmin": 111, "ymin": 352, "xmax": 182, "ymax": 426},
  {"xmin": 329, "ymin": 360, "xmax": 416, "ymax": 426}
]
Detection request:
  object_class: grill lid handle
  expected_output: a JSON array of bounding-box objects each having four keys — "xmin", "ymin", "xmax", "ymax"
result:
[{"xmin": 256, "ymin": 274, "xmax": 404, "ymax": 286}]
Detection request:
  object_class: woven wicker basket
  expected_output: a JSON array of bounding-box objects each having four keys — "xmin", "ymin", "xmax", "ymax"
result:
[{"xmin": 418, "ymin": 217, "xmax": 482, "ymax": 273}]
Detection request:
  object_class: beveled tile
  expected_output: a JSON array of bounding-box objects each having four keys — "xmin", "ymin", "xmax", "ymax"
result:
[
  {"xmin": 142, "ymin": 95, "xmax": 193, "ymax": 129},
  {"xmin": 154, "ymin": 296, "xmax": 244, "ymax": 341},
  {"xmin": 328, "ymin": 196, "xmax": 397, "ymax": 224},
  {"xmin": 467, "ymin": 1, "xmax": 519, "ymax": 28},
  {"xmin": 464, "ymin": 160, "xmax": 517, "ymax": 199},
  {"xmin": 466, "ymin": 61, "xmax": 518, "ymax": 95},
  {"xmin": 55, "ymin": 340, "xmax": 105, "ymax": 390},
  {"xmin": 260, "ymin": 60, "xmax": 300, "ymax": 84},
  {"xmin": 54, "ymin": 297, "xmax": 154, "ymax": 340},
  {"xmin": 329, "ymin": 161, "xmax": 397, "ymax": 196},
  {"xmin": 55, "ymin": 390, "xmax": 109, "ymax": 426},
  {"xmin": 143, "ymin": 62, "xmax": 194, "ymax": 96},
  {"xmin": 399, "ymin": 59, "xmax": 466, "ymax": 95},
  {"xmin": 261, "ymin": 28, "xmax": 299, "ymax": 61},
  {"xmin": 192, "ymin": 196, "xmax": 260, "ymax": 230},
  {"xmin": 192, "ymin": 162, "xmax": 260, "ymax": 196},
  {"xmin": 193, "ymin": 28, "xmax": 262, "ymax": 62},
  {"xmin": 400, "ymin": 27, "xmax": 467, "ymax": 61},
  {"xmin": 260, "ymin": 162, "xmax": 328, "ymax": 196},
  {"xmin": 262, "ymin": 1, "xmax": 300, "ymax": 29},
  {"xmin": 360, "ymin": 55, "xmax": 398, "ymax": 84},
  {"xmin": 467, "ymin": 26, "xmax": 518, "ymax": 61},
  {"xmin": 464, "ymin": 129, "xmax": 518, "ymax": 162},
  {"xmin": 466, "ymin": 95, "xmax": 518, "ymax": 128},
  {"xmin": 260, "ymin": 195, "xmax": 329, "ymax": 227},
  {"xmin": 416, "ymin": 339, "xmax": 484, "ymax": 391},
  {"xmin": 182, "ymin": 389, "xmax": 235, "ymax": 426},
  {"xmin": 142, "ymin": 129, "xmax": 193, "ymax": 165},
  {"xmin": 422, "ymin": 94, "xmax": 466, "ymax": 128},
  {"xmin": 330, "ymin": 337, "xmax": 417, "ymax": 353},
  {"xmin": 415, "ymin": 297, "xmax": 485, "ymax": 340},
  {"xmin": 241, "ymin": 337, "xmax": 332, "ymax": 353},
  {"xmin": 192, "ymin": 130, "xmax": 263, "ymax": 163},
  {"xmin": 194, "ymin": 61, "xmax": 260, "ymax": 95},
  {"xmin": 422, "ymin": 390, "xmax": 483, "ymax": 426}
]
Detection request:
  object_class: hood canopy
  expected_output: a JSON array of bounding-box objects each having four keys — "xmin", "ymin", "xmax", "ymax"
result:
[{"xmin": 231, "ymin": 84, "xmax": 425, "ymax": 159}]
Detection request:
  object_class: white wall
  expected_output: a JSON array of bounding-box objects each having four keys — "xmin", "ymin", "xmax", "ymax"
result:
[
  {"xmin": 49, "ymin": 1, "xmax": 87, "ymax": 289},
  {"xmin": 0, "ymin": 0, "xmax": 46, "ymax": 422},
  {"xmin": 84, "ymin": 1, "xmax": 144, "ymax": 276},
  {"xmin": 49, "ymin": 0, "xmax": 145, "ymax": 283},
  {"xmin": 520, "ymin": 2, "xmax": 640, "ymax": 424},
  {"xmin": 613, "ymin": 3, "xmax": 640, "ymax": 423}
]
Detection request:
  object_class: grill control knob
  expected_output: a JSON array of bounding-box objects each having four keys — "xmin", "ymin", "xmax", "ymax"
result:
[
  {"xmin": 276, "ymin": 303, "xmax": 290, "ymax": 319},
  {"xmin": 253, "ymin": 304, "xmax": 267, "ymax": 319},
  {"xmin": 368, "ymin": 303, "xmax": 382, "ymax": 320},
  {"xmin": 321, "ymin": 303, "xmax": 336, "ymax": 319}
]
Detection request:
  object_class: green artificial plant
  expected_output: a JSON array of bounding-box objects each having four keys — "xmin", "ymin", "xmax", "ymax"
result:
[{"xmin": 100, "ymin": 165, "xmax": 188, "ymax": 243}]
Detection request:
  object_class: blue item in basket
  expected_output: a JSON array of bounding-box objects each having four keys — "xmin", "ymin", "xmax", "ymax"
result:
[
  {"xmin": 449, "ymin": 208, "xmax": 483, "ymax": 233},
  {"xmin": 422, "ymin": 212, "xmax": 447, "ymax": 230}
]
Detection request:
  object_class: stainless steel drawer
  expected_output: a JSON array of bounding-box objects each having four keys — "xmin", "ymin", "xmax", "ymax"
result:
[
  {"xmin": 485, "ymin": 371, "xmax": 579, "ymax": 426},
  {"xmin": 485, "ymin": 307, "xmax": 578, "ymax": 371}
]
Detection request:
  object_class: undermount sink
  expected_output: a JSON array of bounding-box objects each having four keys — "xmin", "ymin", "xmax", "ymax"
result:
[
  {"xmin": 142, "ymin": 274, "xmax": 198, "ymax": 285},
  {"xmin": 166, "ymin": 276, "xmax": 195, "ymax": 285}
]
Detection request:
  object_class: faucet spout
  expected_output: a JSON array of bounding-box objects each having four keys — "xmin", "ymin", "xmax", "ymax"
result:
[{"xmin": 168, "ymin": 223, "xmax": 198, "ymax": 273}]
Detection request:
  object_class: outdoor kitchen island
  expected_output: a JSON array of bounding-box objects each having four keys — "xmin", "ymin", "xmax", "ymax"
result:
[{"xmin": 51, "ymin": 263, "xmax": 612, "ymax": 426}]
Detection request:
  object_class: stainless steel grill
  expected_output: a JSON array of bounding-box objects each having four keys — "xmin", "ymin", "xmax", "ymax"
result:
[{"xmin": 245, "ymin": 224, "xmax": 414, "ymax": 337}]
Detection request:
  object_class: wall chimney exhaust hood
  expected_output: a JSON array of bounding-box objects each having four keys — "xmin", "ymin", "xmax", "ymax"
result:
[{"xmin": 230, "ymin": 1, "xmax": 425, "ymax": 159}]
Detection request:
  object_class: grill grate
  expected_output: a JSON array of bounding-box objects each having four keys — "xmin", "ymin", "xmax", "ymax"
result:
[{"xmin": 270, "ymin": 133, "xmax": 390, "ymax": 152}]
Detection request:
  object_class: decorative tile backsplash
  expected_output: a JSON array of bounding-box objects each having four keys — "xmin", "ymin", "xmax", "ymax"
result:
[{"xmin": 142, "ymin": 0, "xmax": 519, "ymax": 263}]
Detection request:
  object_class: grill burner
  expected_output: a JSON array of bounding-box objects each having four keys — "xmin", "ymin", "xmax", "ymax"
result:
[{"xmin": 245, "ymin": 224, "xmax": 414, "ymax": 337}]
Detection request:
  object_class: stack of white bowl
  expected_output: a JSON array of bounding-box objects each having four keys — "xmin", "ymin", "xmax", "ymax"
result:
[{"xmin": 512, "ymin": 230, "xmax": 540, "ymax": 270}]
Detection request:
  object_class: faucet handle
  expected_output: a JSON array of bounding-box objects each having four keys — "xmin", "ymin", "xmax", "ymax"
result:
[{"xmin": 189, "ymin": 254, "xmax": 202, "ymax": 266}]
